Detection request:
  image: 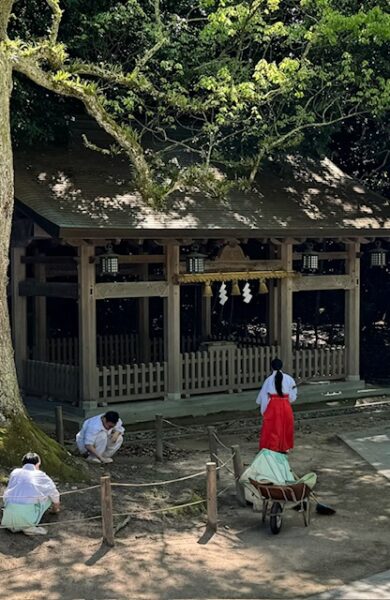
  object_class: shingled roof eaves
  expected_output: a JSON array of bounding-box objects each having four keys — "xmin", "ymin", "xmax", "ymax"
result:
[
  {"xmin": 13, "ymin": 147, "xmax": 390, "ymax": 238},
  {"xmin": 14, "ymin": 199, "xmax": 60, "ymax": 238}
]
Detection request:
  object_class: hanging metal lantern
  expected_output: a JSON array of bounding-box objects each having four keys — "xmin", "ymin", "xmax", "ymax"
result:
[
  {"xmin": 302, "ymin": 243, "xmax": 319, "ymax": 273},
  {"xmin": 186, "ymin": 247, "xmax": 207, "ymax": 274},
  {"xmin": 258, "ymin": 279, "xmax": 269, "ymax": 294},
  {"xmin": 203, "ymin": 281, "xmax": 213, "ymax": 298},
  {"xmin": 370, "ymin": 241, "xmax": 387, "ymax": 268},
  {"xmin": 231, "ymin": 280, "xmax": 241, "ymax": 296},
  {"xmin": 100, "ymin": 243, "xmax": 119, "ymax": 276}
]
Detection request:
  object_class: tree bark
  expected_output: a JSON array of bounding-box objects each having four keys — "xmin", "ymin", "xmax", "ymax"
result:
[
  {"xmin": 0, "ymin": 49, "xmax": 86, "ymax": 481},
  {"xmin": 0, "ymin": 48, "xmax": 25, "ymax": 423}
]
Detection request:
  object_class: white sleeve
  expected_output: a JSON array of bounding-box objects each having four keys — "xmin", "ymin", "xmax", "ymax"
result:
[
  {"xmin": 256, "ymin": 376, "xmax": 272, "ymax": 415},
  {"xmin": 3, "ymin": 470, "xmax": 17, "ymax": 503},
  {"xmin": 287, "ymin": 375, "xmax": 297, "ymax": 402},
  {"xmin": 38, "ymin": 472, "xmax": 60, "ymax": 504},
  {"xmin": 84, "ymin": 422, "xmax": 99, "ymax": 446},
  {"xmin": 113, "ymin": 419, "xmax": 125, "ymax": 435}
]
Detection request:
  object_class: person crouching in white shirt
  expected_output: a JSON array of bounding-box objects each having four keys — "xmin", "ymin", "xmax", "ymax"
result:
[
  {"xmin": 1, "ymin": 452, "xmax": 60, "ymax": 536},
  {"xmin": 76, "ymin": 411, "xmax": 124, "ymax": 464}
]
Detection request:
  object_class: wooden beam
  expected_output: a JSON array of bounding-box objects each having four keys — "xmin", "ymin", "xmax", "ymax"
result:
[
  {"xmin": 117, "ymin": 255, "xmax": 165, "ymax": 264},
  {"xmin": 138, "ymin": 264, "xmax": 151, "ymax": 362},
  {"xmin": 78, "ymin": 246, "xmax": 97, "ymax": 406},
  {"xmin": 19, "ymin": 280, "xmax": 78, "ymax": 298},
  {"xmin": 165, "ymin": 244, "xmax": 181, "ymax": 400},
  {"xmin": 268, "ymin": 244, "xmax": 281, "ymax": 345},
  {"xmin": 179, "ymin": 259, "xmax": 283, "ymax": 273},
  {"xmin": 22, "ymin": 255, "xmax": 77, "ymax": 265},
  {"xmin": 33, "ymin": 224, "xmax": 51, "ymax": 239},
  {"xmin": 32, "ymin": 263, "xmax": 47, "ymax": 360},
  {"xmin": 11, "ymin": 247, "xmax": 27, "ymax": 384},
  {"xmin": 345, "ymin": 242, "xmax": 360, "ymax": 380},
  {"xmin": 292, "ymin": 274, "xmax": 354, "ymax": 292},
  {"xmin": 280, "ymin": 242, "xmax": 293, "ymax": 372},
  {"xmin": 95, "ymin": 281, "xmax": 169, "ymax": 300},
  {"xmin": 293, "ymin": 252, "xmax": 347, "ymax": 261}
]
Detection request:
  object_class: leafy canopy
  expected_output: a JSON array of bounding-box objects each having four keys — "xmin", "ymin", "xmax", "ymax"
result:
[{"xmin": 7, "ymin": 0, "xmax": 390, "ymax": 203}]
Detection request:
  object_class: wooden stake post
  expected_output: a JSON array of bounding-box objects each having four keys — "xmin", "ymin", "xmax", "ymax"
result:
[
  {"xmin": 206, "ymin": 462, "xmax": 218, "ymax": 531},
  {"xmin": 231, "ymin": 444, "xmax": 246, "ymax": 506},
  {"xmin": 155, "ymin": 414, "xmax": 163, "ymax": 462},
  {"xmin": 55, "ymin": 406, "xmax": 64, "ymax": 446},
  {"xmin": 207, "ymin": 426, "xmax": 220, "ymax": 480},
  {"xmin": 101, "ymin": 475, "xmax": 115, "ymax": 546}
]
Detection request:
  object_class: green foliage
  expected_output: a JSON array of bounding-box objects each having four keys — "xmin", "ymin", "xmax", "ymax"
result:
[{"xmin": 8, "ymin": 0, "xmax": 390, "ymax": 201}]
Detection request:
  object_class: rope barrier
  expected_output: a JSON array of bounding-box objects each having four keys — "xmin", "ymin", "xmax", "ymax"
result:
[
  {"xmin": 162, "ymin": 418, "xmax": 202, "ymax": 436},
  {"xmin": 0, "ymin": 484, "xmax": 101, "ymax": 501},
  {"xmin": 0, "ymin": 499, "xmax": 207, "ymax": 530},
  {"xmin": 111, "ymin": 469, "xmax": 206, "ymax": 488},
  {"xmin": 212, "ymin": 430, "xmax": 232, "ymax": 452},
  {"xmin": 0, "ymin": 430, "xmax": 238, "ymax": 537},
  {"xmin": 59, "ymin": 485, "xmax": 101, "ymax": 496},
  {"xmin": 111, "ymin": 498, "xmax": 206, "ymax": 519},
  {"xmin": 217, "ymin": 483, "xmax": 234, "ymax": 497},
  {"xmin": 214, "ymin": 453, "xmax": 234, "ymax": 472}
]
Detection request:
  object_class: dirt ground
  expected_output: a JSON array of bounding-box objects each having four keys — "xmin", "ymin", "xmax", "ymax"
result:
[{"xmin": 1, "ymin": 403, "xmax": 390, "ymax": 600}]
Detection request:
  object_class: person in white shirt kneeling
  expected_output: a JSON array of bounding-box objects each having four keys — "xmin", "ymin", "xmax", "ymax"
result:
[
  {"xmin": 76, "ymin": 411, "xmax": 124, "ymax": 464},
  {"xmin": 1, "ymin": 452, "xmax": 60, "ymax": 536}
]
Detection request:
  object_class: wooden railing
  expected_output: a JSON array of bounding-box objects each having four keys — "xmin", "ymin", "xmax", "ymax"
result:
[
  {"xmin": 24, "ymin": 345, "xmax": 346, "ymax": 403},
  {"xmin": 181, "ymin": 345, "xmax": 280, "ymax": 396},
  {"xmin": 293, "ymin": 346, "xmax": 345, "ymax": 380},
  {"xmin": 41, "ymin": 333, "xmax": 269, "ymax": 366},
  {"xmin": 235, "ymin": 345, "xmax": 280, "ymax": 390},
  {"xmin": 24, "ymin": 360, "xmax": 79, "ymax": 402},
  {"xmin": 97, "ymin": 362, "xmax": 167, "ymax": 402}
]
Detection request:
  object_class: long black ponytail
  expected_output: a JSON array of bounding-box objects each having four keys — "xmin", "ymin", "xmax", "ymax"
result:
[
  {"xmin": 271, "ymin": 357, "xmax": 284, "ymax": 397},
  {"xmin": 274, "ymin": 370, "xmax": 283, "ymax": 397}
]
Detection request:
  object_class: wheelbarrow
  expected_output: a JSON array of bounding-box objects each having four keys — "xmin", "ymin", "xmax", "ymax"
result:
[{"xmin": 248, "ymin": 478, "xmax": 313, "ymax": 534}]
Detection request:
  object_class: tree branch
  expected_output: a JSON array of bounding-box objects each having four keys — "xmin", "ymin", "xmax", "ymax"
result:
[
  {"xmin": 131, "ymin": 35, "xmax": 167, "ymax": 81},
  {"xmin": 248, "ymin": 110, "xmax": 366, "ymax": 182},
  {"xmin": 45, "ymin": 0, "xmax": 63, "ymax": 44},
  {"xmin": 0, "ymin": 0, "xmax": 15, "ymax": 41},
  {"xmin": 13, "ymin": 57, "xmax": 156, "ymax": 200},
  {"xmin": 69, "ymin": 62, "xmax": 155, "ymax": 94}
]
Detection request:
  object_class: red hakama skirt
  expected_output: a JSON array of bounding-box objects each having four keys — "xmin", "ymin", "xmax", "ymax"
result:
[{"xmin": 259, "ymin": 394, "xmax": 294, "ymax": 452}]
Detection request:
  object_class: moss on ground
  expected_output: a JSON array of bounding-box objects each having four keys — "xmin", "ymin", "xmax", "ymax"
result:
[{"xmin": 0, "ymin": 415, "xmax": 87, "ymax": 482}]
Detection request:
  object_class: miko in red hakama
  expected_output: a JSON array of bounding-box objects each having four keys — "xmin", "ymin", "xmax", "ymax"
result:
[{"xmin": 259, "ymin": 394, "xmax": 294, "ymax": 452}]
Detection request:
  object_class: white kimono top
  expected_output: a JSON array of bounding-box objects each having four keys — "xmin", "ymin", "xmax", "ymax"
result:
[
  {"xmin": 3, "ymin": 464, "xmax": 60, "ymax": 505},
  {"xmin": 256, "ymin": 371, "xmax": 297, "ymax": 415},
  {"xmin": 76, "ymin": 414, "xmax": 125, "ymax": 452}
]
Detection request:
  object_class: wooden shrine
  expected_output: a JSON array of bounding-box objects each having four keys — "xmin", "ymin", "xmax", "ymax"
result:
[{"xmin": 9, "ymin": 146, "xmax": 390, "ymax": 411}]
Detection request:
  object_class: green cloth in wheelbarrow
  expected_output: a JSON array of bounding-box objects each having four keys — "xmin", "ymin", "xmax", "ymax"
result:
[{"xmin": 239, "ymin": 449, "xmax": 317, "ymax": 507}]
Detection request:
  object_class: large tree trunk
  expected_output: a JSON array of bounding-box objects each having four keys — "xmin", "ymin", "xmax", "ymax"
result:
[
  {"xmin": 0, "ymin": 51, "xmax": 84, "ymax": 480},
  {"xmin": 0, "ymin": 48, "xmax": 24, "ymax": 422}
]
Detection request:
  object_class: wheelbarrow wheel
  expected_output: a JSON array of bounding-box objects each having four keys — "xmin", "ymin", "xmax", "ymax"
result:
[{"xmin": 270, "ymin": 502, "xmax": 283, "ymax": 534}]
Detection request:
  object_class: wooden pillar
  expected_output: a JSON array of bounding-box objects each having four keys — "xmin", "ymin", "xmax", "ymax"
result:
[
  {"xmin": 280, "ymin": 242, "xmax": 293, "ymax": 373},
  {"xmin": 33, "ymin": 263, "xmax": 47, "ymax": 361},
  {"xmin": 165, "ymin": 244, "xmax": 181, "ymax": 400},
  {"xmin": 139, "ymin": 264, "xmax": 151, "ymax": 362},
  {"xmin": 345, "ymin": 242, "xmax": 360, "ymax": 381},
  {"xmin": 201, "ymin": 295, "xmax": 211, "ymax": 338},
  {"xmin": 78, "ymin": 245, "xmax": 97, "ymax": 407},
  {"xmin": 268, "ymin": 281, "xmax": 280, "ymax": 345},
  {"xmin": 267, "ymin": 244, "xmax": 280, "ymax": 345},
  {"xmin": 11, "ymin": 247, "xmax": 27, "ymax": 385}
]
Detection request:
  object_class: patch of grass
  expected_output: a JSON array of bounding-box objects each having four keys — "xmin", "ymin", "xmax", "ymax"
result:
[
  {"xmin": 170, "ymin": 490, "xmax": 206, "ymax": 519},
  {"xmin": 0, "ymin": 416, "xmax": 88, "ymax": 482}
]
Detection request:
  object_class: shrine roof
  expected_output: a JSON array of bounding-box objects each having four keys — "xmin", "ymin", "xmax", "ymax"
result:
[{"xmin": 14, "ymin": 145, "xmax": 390, "ymax": 239}]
